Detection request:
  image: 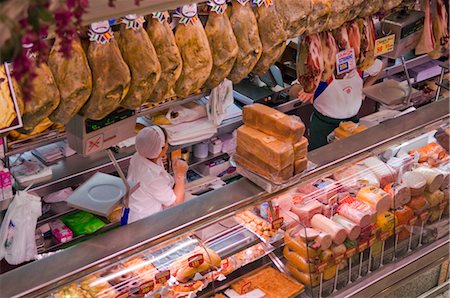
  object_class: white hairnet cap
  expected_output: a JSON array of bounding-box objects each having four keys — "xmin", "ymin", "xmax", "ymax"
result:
[{"xmin": 135, "ymin": 126, "xmax": 166, "ymax": 159}]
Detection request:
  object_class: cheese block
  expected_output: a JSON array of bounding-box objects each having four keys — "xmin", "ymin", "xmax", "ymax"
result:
[
  {"xmin": 332, "ymin": 214, "xmax": 361, "ymax": 240},
  {"xmin": 237, "ymin": 125, "xmax": 294, "ymax": 170},
  {"xmin": 357, "ymin": 186, "xmax": 391, "ymax": 214},
  {"xmin": 294, "ymin": 137, "xmax": 308, "ymax": 159},
  {"xmin": 402, "ymin": 171, "xmax": 427, "ymax": 196},
  {"xmin": 291, "ymin": 199, "xmax": 323, "ymax": 227},
  {"xmin": 242, "ymin": 103, "xmax": 305, "ymax": 144},
  {"xmin": 363, "ymin": 156, "xmax": 397, "ymax": 188},
  {"xmin": 384, "ymin": 183, "xmax": 411, "ymax": 209},
  {"xmin": 376, "ymin": 211, "xmax": 397, "ymax": 235},
  {"xmin": 234, "ymin": 153, "xmax": 293, "ymax": 183},
  {"xmin": 413, "ymin": 167, "xmax": 445, "ymax": 193},
  {"xmin": 311, "ymin": 214, "xmax": 348, "ymax": 245},
  {"xmin": 335, "ymin": 127, "xmax": 353, "ymax": 139},
  {"xmin": 295, "ymin": 157, "xmax": 308, "ymax": 175}
]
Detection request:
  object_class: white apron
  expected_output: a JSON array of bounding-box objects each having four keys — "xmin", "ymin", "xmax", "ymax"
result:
[{"xmin": 314, "ymin": 70, "xmax": 364, "ymax": 119}]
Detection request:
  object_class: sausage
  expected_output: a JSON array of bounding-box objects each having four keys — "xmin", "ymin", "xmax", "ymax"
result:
[
  {"xmin": 332, "ymin": 214, "xmax": 361, "ymax": 240},
  {"xmin": 311, "ymin": 214, "xmax": 348, "ymax": 245},
  {"xmin": 283, "ymin": 246, "xmax": 315, "ymax": 273}
]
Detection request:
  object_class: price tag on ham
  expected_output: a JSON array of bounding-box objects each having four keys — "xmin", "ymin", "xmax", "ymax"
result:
[
  {"xmin": 334, "ymin": 254, "xmax": 345, "ymax": 264},
  {"xmin": 155, "ymin": 270, "xmax": 170, "ymax": 284},
  {"xmin": 358, "ymin": 241, "xmax": 368, "ymax": 252},
  {"xmin": 335, "ymin": 48, "xmax": 356, "ymax": 75},
  {"xmin": 241, "ymin": 282, "xmax": 253, "ymax": 294},
  {"xmin": 345, "ymin": 247, "xmax": 357, "ymax": 258},
  {"xmin": 316, "ymin": 262, "xmax": 328, "ymax": 273},
  {"xmin": 115, "ymin": 292, "xmax": 130, "ymax": 298},
  {"xmin": 420, "ymin": 211, "xmax": 429, "ymax": 222},
  {"xmin": 395, "ymin": 225, "xmax": 404, "ymax": 234},
  {"xmin": 374, "ymin": 34, "xmax": 395, "ymax": 56},
  {"xmin": 188, "ymin": 254, "xmax": 205, "ymax": 268},
  {"xmin": 409, "ymin": 217, "xmax": 418, "ymax": 226},
  {"xmin": 380, "ymin": 231, "xmax": 390, "ymax": 241},
  {"xmin": 271, "ymin": 217, "xmax": 284, "ymax": 230},
  {"xmin": 368, "ymin": 235, "xmax": 377, "ymax": 247},
  {"xmin": 139, "ymin": 280, "xmax": 155, "ymax": 295}
]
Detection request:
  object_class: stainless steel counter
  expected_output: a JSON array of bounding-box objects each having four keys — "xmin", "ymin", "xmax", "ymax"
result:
[{"xmin": 1, "ymin": 99, "xmax": 449, "ymax": 297}]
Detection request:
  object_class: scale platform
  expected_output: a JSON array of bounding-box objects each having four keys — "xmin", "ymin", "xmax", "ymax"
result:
[
  {"xmin": 67, "ymin": 172, "xmax": 138, "ymax": 217},
  {"xmin": 363, "ymin": 79, "xmax": 421, "ymax": 108}
]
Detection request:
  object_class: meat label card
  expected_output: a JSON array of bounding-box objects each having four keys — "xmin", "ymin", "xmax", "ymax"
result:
[
  {"xmin": 336, "ymin": 48, "xmax": 356, "ymax": 75},
  {"xmin": 374, "ymin": 34, "xmax": 395, "ymax": 56}
]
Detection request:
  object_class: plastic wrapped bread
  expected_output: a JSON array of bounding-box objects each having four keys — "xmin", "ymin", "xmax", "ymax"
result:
[
  {"xmin": 236, "ymin": 125, "xmax": 294, "ymax": 170},
  {"xmin": 204, "ymin": 7, "xmax": 238, "ymax": 89},
  {"xmin": 295, "ymin": 157, "xmax": 308, "ymax": 175},
  {"xmin": 384, "ymin": 183, "xmax": 411, "ymax": 209},
  {"xmin": 227, "ymin": 0, "xmax": 262, "ymax": 83},
  {"xmin": 174, "ymin": 18, "xmax": 213, "ymax": 98},
  {"xmin": 357, "ymin": 186, "xmax": 391, "ymax": 213},
  {"xmin": 234, "ymin": 153, "xmax": 293, "ymax": 183},
  {"xmin": 117, "ymin": 17, "xmax": 161, "ymax": 109},
  {"xmin": 48, "ymin": 36, "xmax": 92, "ymax": 124},
  {"xmin": 147, "ymin": 15, "xmax": 183, "ymax": 101},
  {"xmin": 363, "ymin": 156, "xmax": 397, "ymax": 188},
  {"xmin": 311, "ymin": 214, "xmax": 348, "ymax": 245},
  {"xmin": 243, "ymin": 103, "xmax": 305, "ymax": 144},
  {"xmin": 294, "ymin": 137, "xmax": 308, "ymax": 159},
  {"xmin": 332, "ymin": 214, "xmax": 361, "ymax": 240},
  {"xmin": 291, "ymin": 199, "xmax": 323, "ymax": 227}
]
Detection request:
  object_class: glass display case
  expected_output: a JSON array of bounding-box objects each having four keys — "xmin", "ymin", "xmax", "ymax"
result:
[{"xmin": 1, "ymin": 100, "xmax": 448, "ymax": 298}]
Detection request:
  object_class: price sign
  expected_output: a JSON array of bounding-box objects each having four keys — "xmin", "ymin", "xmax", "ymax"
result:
[
  {"xmin": 188, "ymin": 254, "xmax": 205, "ymax": 268},
  {"xmin": 420, "ymin": 211, "xmax": 430, "ymax": 222},
  {"xmin": 409, "ymin": 217, "xmax": 418, "ymax": 226},
  {"xmin": 358, "ymin": 241, "xmax": 368, "ymax": 252},
  {"xmin": 395, "ymin": 225, "xmax": 404, "ymax": 234},
  {"xmin": 345, "ymin": 247, "xmax": 357, "ymax": 258},
  {"xmin": 380, "ymin": 231, "xmax": 390, "ymax": 241},
  {"xmin": 336, "ymin": 48, "xmax": 356, "ymax": 75},
  {"xmin": 139, "ymin": 280, "xmax": 154, "ymax": 295},
  {"xmin": 115, "ymin": 292, "xmax": 130, "ymax": 298},
  {"xmin": 368, "ymin": 235, "xmax": 377, "ymax": 247},
  {"xmin": 439, "ymin": 202, "xmax": 447, "ymax": 210},
  {"xmin": 221, "ymin": 258, "xmax": 231, "ymax": 270},
  {"xmin": 316, "ymin": 262, "xmax": 328, "ymax": 273},
  {"xmin": 374, "ymin": 34, "xmax": 395, "ymax": 56},
  {"xmin": 155, "ymin": 270, "xmax": 170, "ymax": 284},
  {"xmin": 334, "ymin": 254, "xmax": 345, "ymax": 265},
  {"xmin": 271, "ymin": 217, "xmax": 284, "ymax": 230},
  {"xmin": 241, "ymin": 282, "xmax": 253, "ymax": 294}
]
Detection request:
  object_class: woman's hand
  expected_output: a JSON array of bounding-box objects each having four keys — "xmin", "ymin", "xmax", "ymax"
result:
[
  {"xmin": 297, "ymin": 90, "xmax": 314, "ymax": 104},
  {"xmin": 173, "ymin": 158, "xmax": 188, "ymax": 178}
]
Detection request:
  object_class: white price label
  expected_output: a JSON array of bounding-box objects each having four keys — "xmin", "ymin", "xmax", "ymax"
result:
[{"xmin": 336, "ymin": 48, "xmax": 356, "ymax": 75}]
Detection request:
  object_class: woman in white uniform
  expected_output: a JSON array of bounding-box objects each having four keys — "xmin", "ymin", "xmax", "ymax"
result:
[
  {"xmin": 298, "ymin": 59, "xmax": 384, "ymax": 150},
  {"xmin": 127, "ymin": 126, "xmax": 188, "ymax": 223}
]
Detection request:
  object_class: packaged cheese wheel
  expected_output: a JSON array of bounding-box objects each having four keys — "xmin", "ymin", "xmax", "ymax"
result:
[
  {"xmin": 384, "ymin": 183, "xmax": 411, "ymax": 209},
  {"xmin": 291, "ymin": 199, "xmax": 323, "ymax": 227},
  {"xmin": 286, "ymin": 263, "xmax": 320, "ymax": 287},
  {"xmin": 332, "ymin": 214, "xmax": 361, "ymax": 240},
  {"xmin": 357, "ymin": 186, "xmax": 391, "ymax": 214},
  {"xmin": 336, "ymin": 203, "xmax": 372, "ymax": 227},
  {"xmin": 284, "ymin": 246, "xmax": 316, "ymax": 273},
  {"xmin": 285, "ymin": 230, "xmax": 322, "ymax": 259},
  {"xmin": 316, "ymin": 232, "xmax": 333, "ymax": 250},
  {"xmin": 424, "ymin": 190, "xmax": 444, "ymax": 207},
  {"xmin": 311, "ymin": 214, "xmax": 348, "ymax": 245},
  {"xmin": 407, "ymin": 195, "xmax": 430, "ymax": 215},
  {"xmin": 294, "ymin": 137, "xmax": 308, "ymax": 159},
  {"xmin": 295, "ymin": 157, "xmax": 308, "ymax": 175},
  {"xmin": 413, "ymin": 167, "xmax": 445, "ymax": 193},
  {"xmin": 402, "ymin": 171, "xmax": 427, "ymax": 196},
  {"xmin": 242, "ymin": 103, "xmax": 305, "ymax": 144},
  {"xmin": 376, "ymin": 211, "xmax": 397, "ymax": 235},
  {"xmin": 363, "ymin": 156, "xmax": 397, "ymax": 188}
]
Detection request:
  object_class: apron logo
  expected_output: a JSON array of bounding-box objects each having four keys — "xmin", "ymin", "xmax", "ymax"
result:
[{"xmin": 343, "ymin": 86, "xmax": 352, "ymax": 94}]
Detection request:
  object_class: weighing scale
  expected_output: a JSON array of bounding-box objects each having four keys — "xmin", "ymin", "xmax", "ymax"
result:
[{"xmin": 65, "ymin": 108, "xmax": 138, "ymax": 223}]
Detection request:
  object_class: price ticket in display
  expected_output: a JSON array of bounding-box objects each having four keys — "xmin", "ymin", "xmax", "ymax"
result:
[
  {"xmin": 374, "ymin": 34, "xmax": 395, "ymax": 56},
  {"xmin": 336, "ymin": 48, "xmax": 356, "ymax": 75},
  {"xmin": 139, "ymin": 280, "xmax": 154, "ymax": 295}
]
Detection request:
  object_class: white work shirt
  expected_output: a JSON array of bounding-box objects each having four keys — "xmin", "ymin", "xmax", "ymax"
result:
[{"xmin": 127, "ymin": 153, "xmax": 176, "ymax": 223}]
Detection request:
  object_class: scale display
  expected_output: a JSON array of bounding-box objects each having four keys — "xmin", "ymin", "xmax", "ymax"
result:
[{"xmin": 85, "ymin": 108, "xmax": 134, "ymax": 133}]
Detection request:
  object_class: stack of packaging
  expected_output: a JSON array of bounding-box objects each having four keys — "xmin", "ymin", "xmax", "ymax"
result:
[{"xmin": 235, "ymin": 103, "xmax": 308, "ymax": 183}]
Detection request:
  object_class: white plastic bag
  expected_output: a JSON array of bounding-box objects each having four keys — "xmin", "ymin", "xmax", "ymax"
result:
[
  {"xmin": 167, "ymin": 102, "xmax": 207, "ymax": 125},
  {"xmin": 0, "ymin": 191, "xmax": 42, "ymax": 265}
]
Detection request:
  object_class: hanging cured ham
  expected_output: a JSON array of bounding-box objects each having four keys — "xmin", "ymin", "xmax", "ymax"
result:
[
  {"xmin": 346, "ymin": 0, "xmax": 364, "ymax": 21},
  {"xmin": 305, "ymin": 0, "xmax": 332, "ymax": 35},
  {"xmin": 383, "ymin": 0, "xmax": 403, "ymax": 12},
  {"xmin": 333, "ymin": 26, "xmax": 351, "ymax": 51},
  {"xmin": 297, "ymin": 34, "xmax": 324, "ymax": 93},
  {"xmin": 275, "ymin": 0, "xmax": 312, "ymax": 38},
  {"xmin": 204, "ymin": 5, "xmax": 238, "ymax": 89},
  {"xmin": 320, "ymin": 31, "xmax": 338, "ymax": 81},
  {"xmin": 357, "ymin": 17, "xmax": 376, "ymax": 71},
  {"xmin": 347, "ymin": 20, "xmax": 362, "ymax": 61},
  {"xmin": 429, "ymin": 0, "xmax": 449, "ymax": 59},
  {"xmin": 174, "ymin": 17, "xmax": 213, "ymax": 98},
  {"xmin": 252, "ymin": 0, "xmax": 288, "ymax": 76},
  {"xmin": 326, "ymin": 0, "xmax": 353, "ymax": 30},
  {"xmin": 227, "ymin": 0, "xmax": 262, "ymax": 83},
  {"xmin": 415, "ymin": 0, "xmax": 435, "ymax": 55},
  {"xmin": 359, "ymin": 0, "xmax": 384, "ymax": 17}
]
